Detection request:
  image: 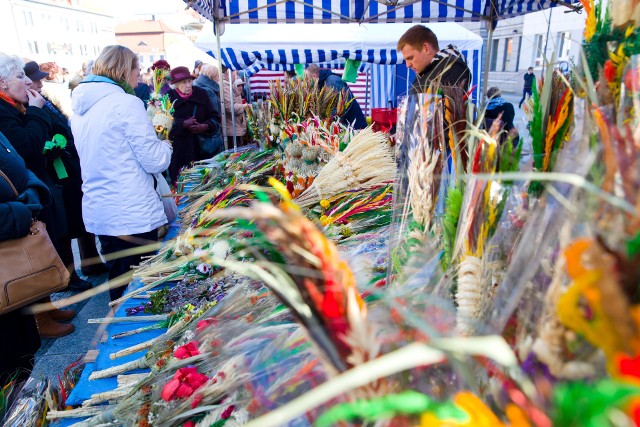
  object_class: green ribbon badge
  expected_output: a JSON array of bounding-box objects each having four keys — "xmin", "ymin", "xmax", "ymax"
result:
[
  {"xmin": 294, "ymin": 63, "xmax": 305, "ymax": 78},
  {"xmin": 342, "ymin": 59, "xmax": 361, "ymax": 83},
  {"xmin": 42, "ymin": 134, "xmax": 68, "ymax": 179}
]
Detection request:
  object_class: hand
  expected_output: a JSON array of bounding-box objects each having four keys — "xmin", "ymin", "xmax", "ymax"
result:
[
  {"xmin": 26, "ymin": 89, "xmax": 45, "ymax": 108},
  {"xmin": 182, "ymin": 117, "xmax": 197, "ymax": 128},
  {"xmin": 17, "ymin": 188, "xmax": 41, "ymax": 206},
  {"xmin": 44, "ymin": 145, "xmax": 64, "ymax": 162},
  {"xmin": 188, "ymin": 123, "xmax": 209, "ymax": 134}
]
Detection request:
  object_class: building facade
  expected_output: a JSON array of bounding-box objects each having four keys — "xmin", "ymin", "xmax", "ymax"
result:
[
  {"xmin": 462, "ymin": 5, "xmax": 585, "ymax": 95},
  {"xmin": 0, "ymin": 0, "xmax": 115, "ymax": 72}
]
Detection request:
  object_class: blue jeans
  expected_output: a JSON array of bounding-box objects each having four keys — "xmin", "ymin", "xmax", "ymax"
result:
[{"xmin": 519, "ymin": 88, "xmax": 532, "ymax": 107}]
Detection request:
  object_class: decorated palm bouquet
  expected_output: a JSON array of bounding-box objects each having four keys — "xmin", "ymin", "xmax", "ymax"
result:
[{"xmin": 147, "ymin": 67, "xmax": 175, "ymax": 140}]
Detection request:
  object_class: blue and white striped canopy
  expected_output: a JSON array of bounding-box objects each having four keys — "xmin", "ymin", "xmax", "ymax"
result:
[
  {"xmin": 195, "ymin": 22, "xmax": 483, "ymax": 104},
  {"xmin": 185, "ymin": 0, "xmax": 580, "ymax": 24},
  {"xmin": 195, "ymin": 22, "xmax": 482, "ymax": 74}
]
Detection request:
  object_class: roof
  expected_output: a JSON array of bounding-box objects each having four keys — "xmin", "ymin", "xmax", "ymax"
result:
[{"xmin": 115, "ymin": 20, "xmax": 181, "ymax": 35}]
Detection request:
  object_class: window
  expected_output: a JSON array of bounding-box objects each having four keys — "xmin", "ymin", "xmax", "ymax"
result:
[
  {"xmin": 27, "ymin": 40, "xmax": 39, "ymax": 54},
  {"xmin": 490, "ymin": 38, "xmax": 499, "ymax": 72},
  {"xmin": 502, "ymin": 38, "xmax": 513, "ymax": 72},
  {"xmin": 22, "ymin": 11, "xmax": 33, "ymax": 26},
  {"xmin": 533, "ymin": 34, "xmax": 547, "ymax": 67},
  {"xmin": 557, "ymin": 32, "xmax": 572, "ymax": 59}
]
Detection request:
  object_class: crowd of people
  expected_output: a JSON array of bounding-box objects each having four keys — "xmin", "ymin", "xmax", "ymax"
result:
[
  {"xmin": 0, "ymin": 23, "xmax": 534, "ymax": 391},
  {"xmin": 0, "ymin": 44, "xmax": 372, "ymax": 385}
]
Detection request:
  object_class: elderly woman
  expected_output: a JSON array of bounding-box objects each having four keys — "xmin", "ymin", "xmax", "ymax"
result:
[
  {"xmin": 194, "ymin": 64, "xmax": 224, "ymax": 157},
  {"xmin": 221, "ymin": 66, "xmax": 247, "ymax": 148},
  {"xmin": 167, "ymin": 66, "xmax": 220, "ymax": 182},
  {"xmin": 71, "ymin": 45, "xmax": 173, "ymax": 300},
  {"xmin": 0, "ymin": 130, "xmax": 50, "ymax": 383},
  {"xmin": 0, "ymin": 53, "xmax": 78, "ymax": 338}
]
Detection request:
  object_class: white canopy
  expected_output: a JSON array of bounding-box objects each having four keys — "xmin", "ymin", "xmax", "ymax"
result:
[{"xmin": 195, "ymin": 23, "xmax": 483, "ymax": 70}]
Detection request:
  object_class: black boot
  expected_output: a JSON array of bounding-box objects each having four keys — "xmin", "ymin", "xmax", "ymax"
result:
[{"xmin": 68, "ymin": 271, "xmax": 93, "ymax": 292}]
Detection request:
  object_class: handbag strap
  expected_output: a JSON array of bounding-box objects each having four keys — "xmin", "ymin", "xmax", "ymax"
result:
[{"xmin": 0, "ymin": 169, "xmax": 18, "ymax": 197}]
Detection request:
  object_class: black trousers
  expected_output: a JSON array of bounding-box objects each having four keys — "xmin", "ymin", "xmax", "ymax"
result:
[
  {"xmin": 98, "ymin": 229, "xmax": 158, "ymax": 301},
  {"xmin": 0, "ymin": 309, "xmax": 40, "ymax": 385}
]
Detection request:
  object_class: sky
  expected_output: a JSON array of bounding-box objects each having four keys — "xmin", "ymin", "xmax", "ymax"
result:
[{"xmin": 99, "ymin": 0, "xmax": 190, "ymax": 21}]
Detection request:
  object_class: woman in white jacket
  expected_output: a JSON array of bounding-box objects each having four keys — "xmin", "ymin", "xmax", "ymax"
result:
[{"xmin": 70, "ymin": 45, "xmax": 172, "ymax": 300}]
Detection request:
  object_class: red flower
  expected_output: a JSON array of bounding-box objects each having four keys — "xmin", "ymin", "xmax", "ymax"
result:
[
  {"xmin": 604, "ymin": 60, "xmax": 617, "ymax": 83},
  {"xmin": 161, "ymin": 367, "xmax": 209, "ymax": 401},
  {"xmin": 161, "ymin": 378, "xmax": 180, "ymax": 401},
  {"xmin": 196, "ymin": 318, "xmax": 216, "ymax": 332},
  {"xmin": 183, "ymin": 421, "xmax": 196, "ymax": 427},
  {"xmin": 625, "ymin": 69, "xmax": 640, "ymax": 91},
  {"xmin": 617, "ymin": 353, "xmax": 640, "ymax": 379},
  {"xmin": 191, "ymin": 393, "xmax": 203, "ymax": 409},
  {"xmin": 221, "ymin": 404, "xmax": 236, "ymax": 419},
  {"xmin": 174, "ymin": 341, "xmax": 200, "ymax": 359}
]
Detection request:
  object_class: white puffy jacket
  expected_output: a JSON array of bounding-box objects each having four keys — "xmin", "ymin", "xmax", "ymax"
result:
[{"xmin": 70, "ymin": 77, "xmax": 173, "ymax": 236}]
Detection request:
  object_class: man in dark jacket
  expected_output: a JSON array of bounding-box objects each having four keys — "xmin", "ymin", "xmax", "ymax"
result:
[
  {"xmin": 305, "ymin": 64, "xmax": 367, "ymax": 130},
  {"xmin": 397, "ymin": 25, "xmax": 471, "ymax": 94},
  {"xmin": 519, "ymin": 67, "xmax": 535, "ymax": 108}
]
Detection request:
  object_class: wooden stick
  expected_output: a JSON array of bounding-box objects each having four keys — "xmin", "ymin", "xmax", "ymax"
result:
[{"xmin": 88, "ymin": 315, "xmax": 167, "ymax": 324}]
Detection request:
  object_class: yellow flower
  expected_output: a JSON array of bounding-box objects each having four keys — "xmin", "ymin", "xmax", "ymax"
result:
[
  {"xmin": 319, "ymin": 214, "xmax": 333, "ymax": 226},
  {"xmin": 320, "ymin": 199, "xmax": 330, "ymax": 209}
]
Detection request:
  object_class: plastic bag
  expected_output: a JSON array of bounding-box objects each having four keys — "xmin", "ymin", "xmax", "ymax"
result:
[{"xmin": 154, "ymin": 173, "xmax": 178, "ymax": 224}]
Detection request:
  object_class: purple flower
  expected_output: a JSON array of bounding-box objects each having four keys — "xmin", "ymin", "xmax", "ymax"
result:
[{"xmin": 521, "ymin": 353, "xmax": 555, "ymax": 384}]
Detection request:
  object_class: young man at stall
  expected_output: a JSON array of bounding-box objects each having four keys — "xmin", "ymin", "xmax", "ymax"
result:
[{"xmin": 397, "ymin": 24, "xmax": 471, "ymax": 94}]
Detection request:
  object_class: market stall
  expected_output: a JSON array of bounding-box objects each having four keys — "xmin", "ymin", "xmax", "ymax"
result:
[
  {"xmin": 195, "ymin": 22, "xmax": 483, "ymax": 107},
  {"xmin": 12, "ymin": 0, "xmax": 640, "ymax": 424}
]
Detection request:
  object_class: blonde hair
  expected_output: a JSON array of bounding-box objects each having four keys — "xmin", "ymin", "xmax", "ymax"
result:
[
  {"xmin": 200, "ymin": 64, "xmax": 219, "ymax": 81},
  {"xmin": 91, "ymin": 45, "xmax": 138, "ymax": 83}
]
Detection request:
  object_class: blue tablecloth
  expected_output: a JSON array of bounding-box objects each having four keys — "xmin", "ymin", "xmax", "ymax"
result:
[{"xmin": 61, "ymin": 219, "xmax": 183, "ymax": 423}]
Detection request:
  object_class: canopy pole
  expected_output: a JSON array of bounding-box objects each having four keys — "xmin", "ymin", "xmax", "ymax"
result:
[
  {"xmin": 214, "ymin": 15, "xmax": 229, "ymax": 151},
  {"xmin": 481, "ymin": 22, "xmax": 494, "ymax": 103},
  {"xmin": 541, "ymin": 7, "xmax": 553, "ymax": 76},
  {"xmin": 228, "ymin": 69, "xmax": 238, "ymax": 150}
]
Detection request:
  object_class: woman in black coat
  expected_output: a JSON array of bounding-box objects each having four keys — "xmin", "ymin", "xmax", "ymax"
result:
[
  {"xmin": 0, "ymin": 130, "xmax": 49, "ymax": 384},
  {"xmin": 0, "ymin": 54, "xmax": 80, "ymax": 338},
  {"xmin": 167, "ymin": 66, "xmax": 221, "ymax": 183}
]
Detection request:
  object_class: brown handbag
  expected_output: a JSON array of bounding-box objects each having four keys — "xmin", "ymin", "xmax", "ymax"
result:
[{"xmin": 0, "ymin": 170, "xmax": 70, "ymax": 315}]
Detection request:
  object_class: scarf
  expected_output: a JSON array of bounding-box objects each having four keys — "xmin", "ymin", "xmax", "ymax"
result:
[
  {"xmin": 176, "ymin": 88, "xmax": 193, "ymax": 99},
  {"xmin": 427, "ymin": 44, "xmax": 466, "ymax": 71},
  {"xmin": 0, "ymin": 91, "xmax": 26, "ymax": 114},
  {"xmin": 486, "ymin": 96, "xmax": 507, "ymax": 110},
  {"xmin": 81, "ymin": 74, "xmax": 135, "ymax": 95}
]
